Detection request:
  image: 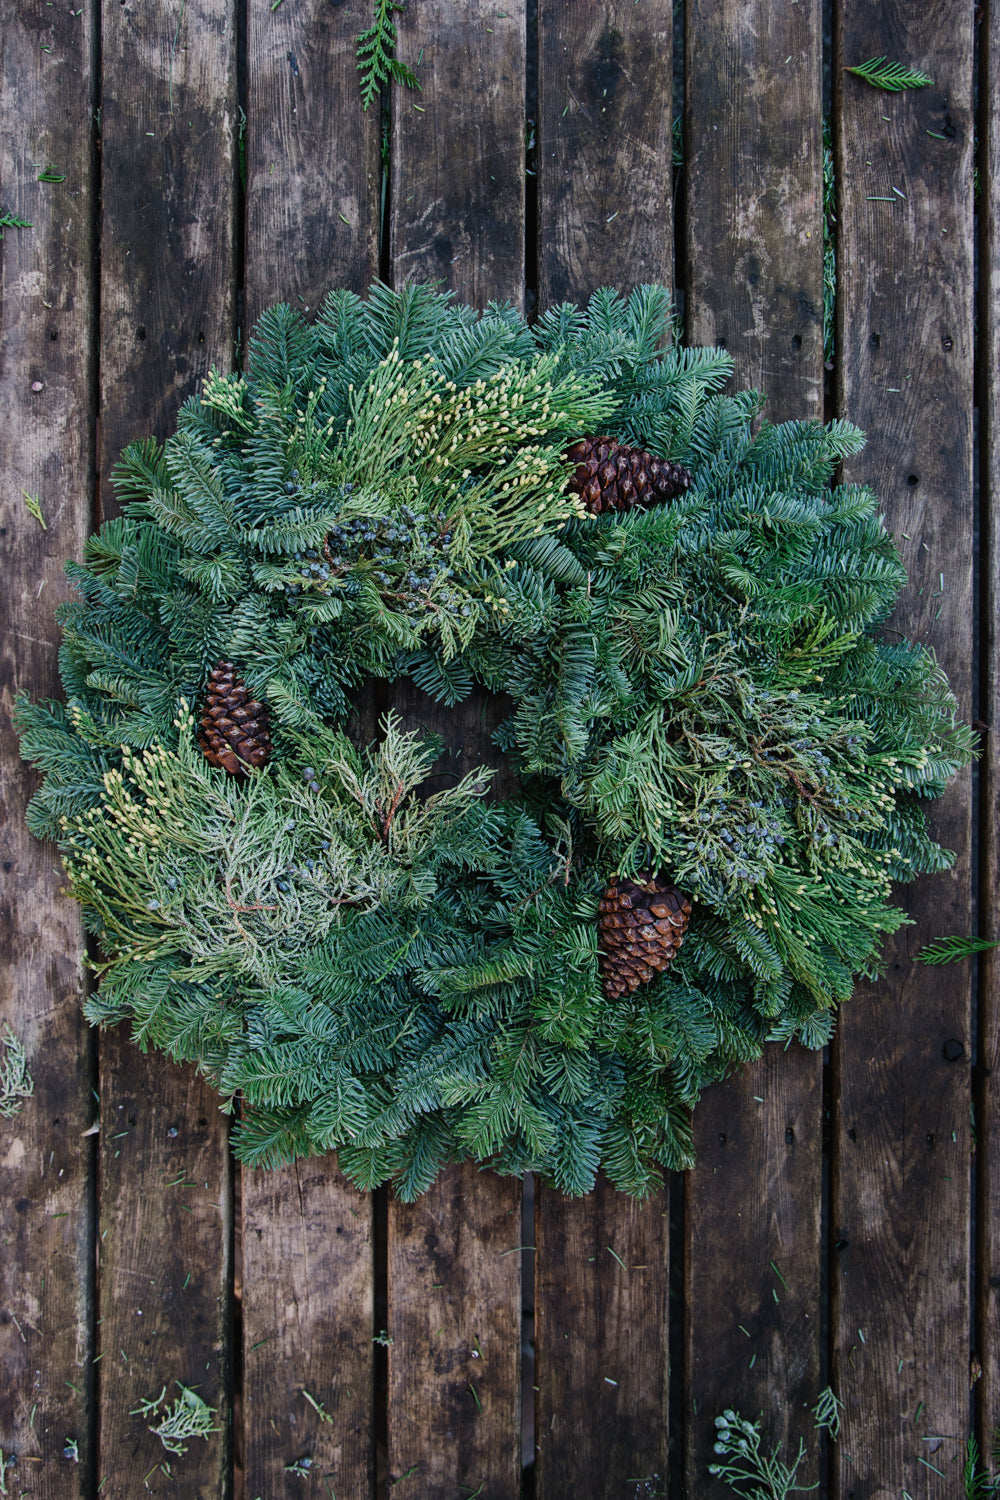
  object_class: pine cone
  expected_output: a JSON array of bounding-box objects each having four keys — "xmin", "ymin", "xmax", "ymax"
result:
[
  {"xmin": 598, "ymin": 871, "xmax": 691, "ymax": 1000},
  {"xmin": 566, "ymin": 435, "xmax": 692, "ymax": 516},
  {"xmin": 197, "ymin": 662, "xmax": 272, "ymax": 777}
]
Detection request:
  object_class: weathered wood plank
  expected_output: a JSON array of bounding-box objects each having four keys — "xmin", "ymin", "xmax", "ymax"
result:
[
  {"xmin": 535, "ymin": 1178, "xmax": 668, "ymax": 1498},
  {"xmin": 681, "ymin": 3, "xmax": 825, "ymax": 1486},
  {"xmin": 99, "ymin": 0, "xmax": 238, "ymax": 501},
  {"xmin": 385, "ymin": 9, "xmax": 526, "ymax": 1492},
  {"xmin": 685, "ymin": 0, "xmax": 824, "ymax": 414},
  {"xmin": 240, "ymin": 8, "xmax": 380, "ymax": 1493},
  {"xmin": 387, "ymin": 1171, "xmax": 522, "ymax": 1496},
  {"xmin": 0, "ymin": 0, "xmax": 96, "ymax": 1489},
  {"xmin": 244, "ymin": 0, "xmax": 380, "ymax": 331},
  {"xmin": 97, "ymin": 1, "xmax": 237, "ymax": 1491},
  {"xmin": 537, "ymin": 0, "xmax": 675, "ymax": 306},
  {"xmin": 241, "ymin": 1161, "xmax": 374, "ymax": 1495},
  {"xmin": 391, "ymin": 0, "xmax": 526, "ymax": 308},
  {"xmin": 979, "ymin": 0, "xmax": 1000, "ymax": 1444},
  {"xmin": 533, "ymin": 6, "xmax": 674, "ymax": 1493},
  {"xmin": 684, "ymin": 1053, "xmax": 822, "ymax": 1492},
  {"xmin": 96, "ymin": 1064, "xmax": 232, "ymax": 1498},
  {"xmin": 832, "ymin": 5, "xmax": 974, "ymax": 1493}
]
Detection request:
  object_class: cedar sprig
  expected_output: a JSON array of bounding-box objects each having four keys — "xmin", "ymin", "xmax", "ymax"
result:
[
  {"xmin": 844, "ymin": 56, "xmax": 934, "ymax": 92},
  {"xmin": 356, "ymin": 0, "xmax": 420, "ymax": 112},
  {"xmin": 130, "ymin": 1383, "xmax": 220, "ymax": 1458},
  {"xmin": 710, "ymin": 1388, "xmax": 842, "ymax": 1498},
  {"xmin": 0, "ymin": 1025, "xmax": 33, "ymax": 1119}
]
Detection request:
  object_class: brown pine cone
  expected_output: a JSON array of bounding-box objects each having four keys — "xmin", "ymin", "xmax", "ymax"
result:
[
  {"xmin": 598, "ymin": 870, "xmax": 691, "ymax": 1000},
  {"xmin": 566, "ymin": 435, "xmax": 693, "ymax": 516},
  {"xmin": 197, "ymin": 662, "xmax": 272, "ymax": 777}
]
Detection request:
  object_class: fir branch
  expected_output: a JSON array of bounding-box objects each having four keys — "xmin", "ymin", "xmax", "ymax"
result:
[
  {"xmin": 356, "ymin": 1, "xmax": 419, "ymax": 112},
  {"xmin": 844, "ymin": 57, "xmax": 934, "ymax": 92},
  {"xmin": 917, "ymin": 935, "xmax": 1000, "ymax": 965},
  {"xmin": 0, "ymin": 210, "xmax": 32, "ymax": 237}
]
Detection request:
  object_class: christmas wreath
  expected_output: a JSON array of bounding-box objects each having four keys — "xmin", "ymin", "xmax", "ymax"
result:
[{"xmin": 17, "ymin": 283, "xmax": 973, "ymax": 1198}]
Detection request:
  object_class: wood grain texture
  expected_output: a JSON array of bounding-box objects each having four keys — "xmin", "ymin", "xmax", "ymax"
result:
[
  {"xmin": 241, "ymin": 10, "xmax": 381, "ymax": 1490},
  {"xmin": 99, "ymin": 0, "xmax": 238, "ymax": 505},
  {"xmin": 387, "ymin": 1167, "xmax": 522, "ymax": 1496},
  {"xmin": 0, "ymin": 0, "xmax": 96, "ymax": 1489},
  {"xmin": 241, "ymin": 1160, "xmax": 374, "ymax": 1496},
  {"xmin": 685, "ymin": 0, "xmax": 824, "ymax": 418},
  {"xmin": 683, "ymin": 1052, "xmax": 822, "ymax": 1496},
  {"xmin": 97, "ymin": 2, "xmax": 237, "ymax": 1492},
  {"xmin": 245, "ymin": 0, "xmax": 380, "ymax": 330},
  {"xmin": 979, "ymin": 0, "xmax": 1000, "ymax": 1443},
  {"xmin": 534, "ymin": 1177, "xmax": 668, "ymax": 1498},
  {"xmin": 537, "ymin": 0, "xmax": 675, "ymax": 307},
  {"xmin": 392, "ymin": 0, "xmax": 526, "ymax": 308},
  {"xmin": 96, "ymin": 1058, "xmax": 231, "ymax": 1497},
  {"xmin": 681, "ymin": 4, "xmax": 824, "ymax": 1488},
  {"xmin": 832, "ymin": 5, "xmax": 974, "ymax": 1494}
]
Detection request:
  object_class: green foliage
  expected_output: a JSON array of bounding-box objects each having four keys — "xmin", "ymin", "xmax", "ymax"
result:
[
  {"xmin": 812, "ymin": 1386, "xmax": 843, "ymax": 1442},
  {"xmin": 965, "ymin": 1433, "xmax": 1000, "ymax": 1498},
  {"xmin": 918, "ymin": 935, "xmax": 1000, "ymax": 965},
  {"xmin": 844, "ymin": 57, "xmax": 934, "ymax": 92},
  {"xmin": 22, "ymin": 490, "xmax": 47, "ymax": 530},
  {"xmin": 0, "ymin": 211, "xmax": 33, "ymax": 237},
  {"xmin": 17, "ymin": 282, "xmax": 972, "ymax": 1199},
  {"xmin": 710, "ymin": 1393, "xmax": 840, "ymax": 1497},
  {"xmin": 0, "ymin": 1025, "xmax": 33, "ymax": 1119},
  {"xmin": 130, "ymin": 1384, "xmax": 220, "ymax": 1457},
  {"xmin": 356, "ymin": 0, "xmax": 419, "ymax": 112}
]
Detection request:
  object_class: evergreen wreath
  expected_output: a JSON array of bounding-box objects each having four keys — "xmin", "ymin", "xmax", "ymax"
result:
[{"xmin": 16, "ymin": 283, "xmax": 974, "ymax": 1199}]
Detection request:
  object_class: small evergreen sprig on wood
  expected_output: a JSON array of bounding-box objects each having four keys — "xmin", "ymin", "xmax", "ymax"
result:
[
  {"xmin": 710, "ymin": 1388, "xmax": 842, "ymax": 1497},
  {"xmin": 844, "ymin": 57, "xmax": 934, "ymax": 92},
  {"xmin": 356, "ymin": 0, "xmax": 419, "ymax": 111},
  {"xmin": 917, "ymin": 935, "xmax": 1000, "ymax": 965},
  {"xmin": 0, "ymin": 1025, "xmax": 33, "ymax": 1118},
  {"xmin": 16, "ymin": 281, "xmax": 973, "ymax": 1199},
  {"xmin": 130, "ymin": 1384, "xmax": 220, "ymax": 1457},
  {"xmin": 0, "ymin": 210, "xmax": 32, "ymax": 238}
]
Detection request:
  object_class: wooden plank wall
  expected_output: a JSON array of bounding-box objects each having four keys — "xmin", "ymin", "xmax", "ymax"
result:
[
  {"xmin": 0, "ymin": 1, "xmax": 96, "ymax": 1490},
  {"xmin": 832, "ymin": 5, "xmax": 975, "ymax": 1494},
  {"xmin": 0, "ymin": 0, "xmax": 990, "ymax": 1495}
]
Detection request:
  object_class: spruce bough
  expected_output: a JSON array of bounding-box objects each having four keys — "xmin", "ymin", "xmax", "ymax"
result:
[{"xmin": 16, "ymin": 283, "xmax": 973, "ymax": 1199}]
